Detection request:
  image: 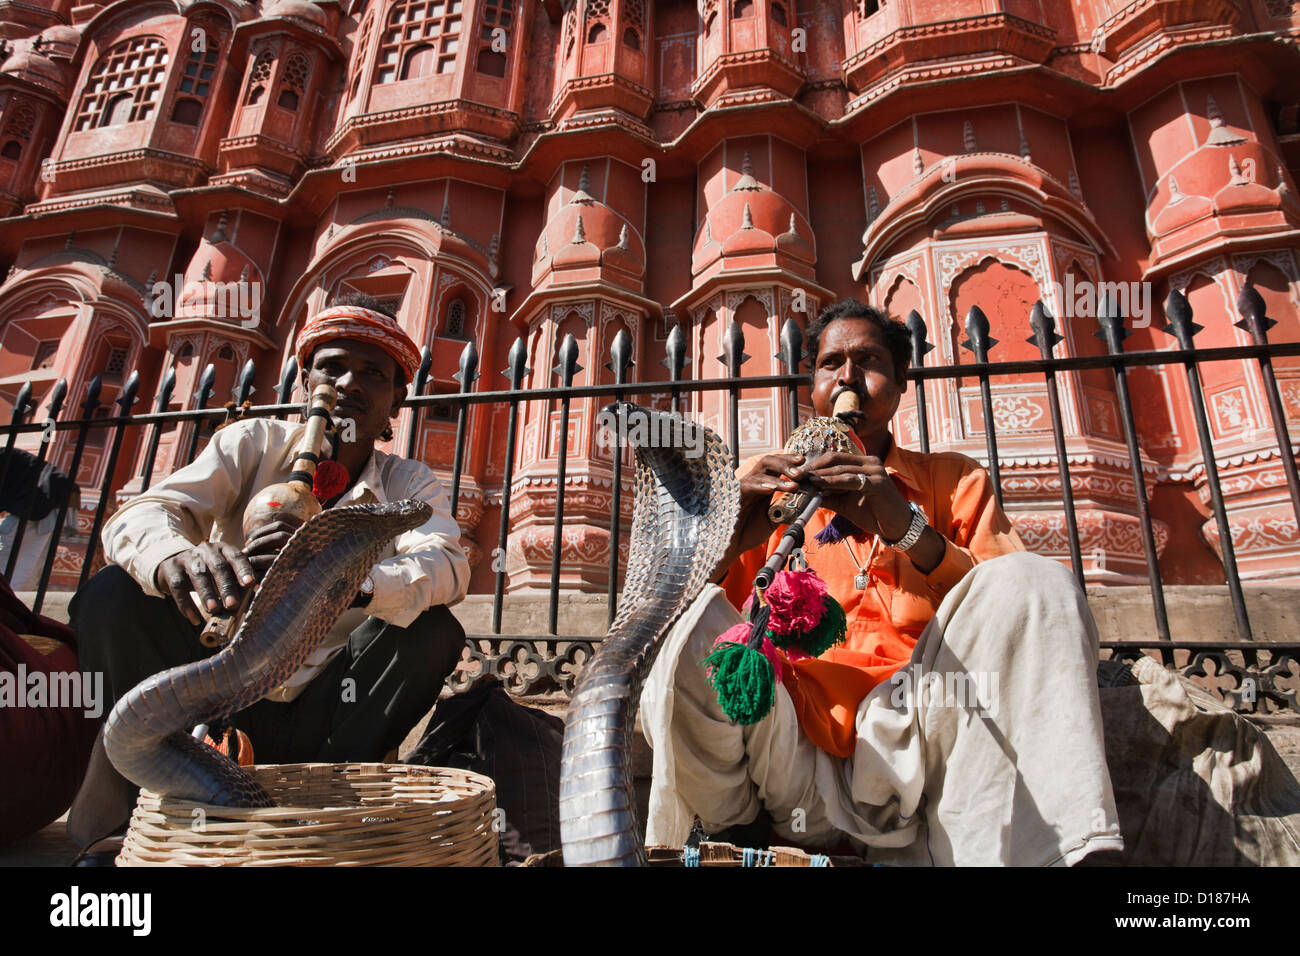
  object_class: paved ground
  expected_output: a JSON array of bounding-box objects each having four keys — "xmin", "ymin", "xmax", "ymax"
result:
[{"xmin": 6, "ymin": 719, "xmax": 1298, "ymax": 868}]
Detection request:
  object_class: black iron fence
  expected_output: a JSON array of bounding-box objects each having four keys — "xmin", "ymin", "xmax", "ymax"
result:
[{"xmin": 1, "ymin": 286, "xmax": 1297, "ymax": 712}]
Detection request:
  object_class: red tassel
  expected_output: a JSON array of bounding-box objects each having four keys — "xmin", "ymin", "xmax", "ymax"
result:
[{"xmin": 312, "ymin": 460, "xmax": 350, "ymax": 502}]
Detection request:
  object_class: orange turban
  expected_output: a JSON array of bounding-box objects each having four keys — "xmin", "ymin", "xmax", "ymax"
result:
[{"xmin": 294, "ymin": 305, "xmax": 421, "ymax": 383}]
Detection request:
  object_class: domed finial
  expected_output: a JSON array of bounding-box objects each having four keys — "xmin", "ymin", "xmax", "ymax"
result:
[
  {"xmin": 734, "ymin": 150, "xmax": 760, "ymax": 191},
  {"xmin": 868, "ymin": 185, "xmax": 880, "ymax": 221},
  {"xmin": 200, "ymin": 259, "xmax": 212, "ymax": 281},
  {"xmin": 1019, "ymin": 135, "xmax": 1031, "ymax": 162},
  {"xmin": 787, "ymin": 212, "xmax": 797, "ymax": 235},
  {"xmin": 1205, "ymin": 96, "xmax": 1246, "ymax": 146},
  {"xmin": 616, "ymin": 223, "xmax": 629, "ymax": 250},
  {"xmin": 1277, "ymin": 165, "xmax": 1293, "ymax": 204},
  {"xmin": 912, "ymin": 147, "xmax": 924, "ymax": 177},
  {"xmin": 963, "ymin": 121, "xmax": 976, "ymax": 152},
  {"xmin": 385, "ymin": 186, "xmax": 395, "ymax": 208},
  {"xmin": 1168, "ymin": 176, "xmax": 1185, "ymax": 204},
  {"xmin": 65, "ymin": 230, "xmax": 75, "ymax": 250},
  {"xmin": 1068, "ymin": 169, "xmax": 1083, "ymax": 201},
  {"xmin": 571, "ymin": 164, "xmax": 595, "ymax": 203},
  {"xmin": 572, "ymin": 213, "xmax": 586, "ymax": 244},
  {"xmin": 741, "ymin": 202, "xmax": 754, "ymax": 230},
  {"xmin": 440, "ymin": 193, "xmax": 452, "ymax": 227}
]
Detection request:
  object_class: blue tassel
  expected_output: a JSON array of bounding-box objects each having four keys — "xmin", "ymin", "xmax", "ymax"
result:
[{"xmin": 813, "ymin": 513, "xmax": 861, "ymax": 545}]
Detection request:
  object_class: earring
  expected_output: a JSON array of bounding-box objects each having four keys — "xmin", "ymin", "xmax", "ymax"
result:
[{"xmin": 380, "ymin": 422, "xmax": 394, "ymax": 443}]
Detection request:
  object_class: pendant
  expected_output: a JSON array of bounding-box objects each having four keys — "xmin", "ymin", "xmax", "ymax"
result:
[{"xmin": 854, "ymin": 572, "xmax": 869, "ymax": 590}]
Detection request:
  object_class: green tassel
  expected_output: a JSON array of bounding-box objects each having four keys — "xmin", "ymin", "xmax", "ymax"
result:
[
  {"xmin": 701, "ymin": 641, "xmax": 775, "ymax": 725},
  {"xmin": 796, "ymin": 594, "xmax": 848, "ymax": 658}
]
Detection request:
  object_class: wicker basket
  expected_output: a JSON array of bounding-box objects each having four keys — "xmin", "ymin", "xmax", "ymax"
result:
[{"xmin": 116, "ymin": 763, "xmax": 498, "ymax": 867}]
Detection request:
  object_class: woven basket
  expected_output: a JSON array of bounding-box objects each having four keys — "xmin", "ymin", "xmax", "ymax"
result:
[{"xmin": 117, "ymin": 763, "xmax": 498, "ymax": 867}]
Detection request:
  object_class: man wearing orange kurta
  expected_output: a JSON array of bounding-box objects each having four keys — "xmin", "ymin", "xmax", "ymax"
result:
[{"xmin": 641, "ymin": 300, "xmax": 1123, "ymax": 865}]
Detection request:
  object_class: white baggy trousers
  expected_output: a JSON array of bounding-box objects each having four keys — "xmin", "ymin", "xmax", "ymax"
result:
[{"xmin": 640, "ymin": 551, "xmax": 1125, "ymax": 865}]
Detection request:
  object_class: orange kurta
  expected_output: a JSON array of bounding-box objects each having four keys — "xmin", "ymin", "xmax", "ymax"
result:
[{"xmin": 721, "ymin": 442, "xmax": 1024, "ymax": 758}]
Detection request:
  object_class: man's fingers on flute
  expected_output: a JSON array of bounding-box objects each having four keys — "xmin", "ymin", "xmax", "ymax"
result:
[
  {"xmin": 203, "ymin": 545, "xmax": 244, "ymax": 609},
  {"xmin": 221, "ymin": 544, "xmax": 256, "ymax": 587},
  {"xmin": 162, "ymin": 568, "xmax": 202, "ymax": 626}
]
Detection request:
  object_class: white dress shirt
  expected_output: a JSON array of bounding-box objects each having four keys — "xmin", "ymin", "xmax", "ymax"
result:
[{"xmin": 103, "ymin": 417, "xmax": 470, "ymax": 701}]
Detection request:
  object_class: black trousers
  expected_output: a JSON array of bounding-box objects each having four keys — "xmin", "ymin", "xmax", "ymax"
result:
[{"xmin": 68, "ymin": 565, "xmax": 464, "ymax": 841}]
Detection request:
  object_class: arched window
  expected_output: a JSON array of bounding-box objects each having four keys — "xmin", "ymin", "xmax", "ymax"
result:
[
  {"xmin": 625, "ymin": 0, "xmax": 645, "ymax": 47},
  {"xmin": 376, "ymin": 0, "xmax": 463, "ymax": 83},
  {"xmin": 732, "ymin": 0, "xmax": 754, "ymax": 17},
  {"xmin": 476, "ymin": 0, "xmax": 513, "ymax": 75},
  {"xmin": 245, "ymin": 50, "xmax": 274, "ymax": 105},
  {"xmin": 859, "ymin": 0, "xmax": 881, "ymax": 15},
  {"xmin": 444, "ymin": 298, "xmax": 467, "ymax": 338},
  {"xmin": 772, "ymin": 2, "xmax": 787, "ymax": 26},
  {"xmin": 400, "ymin": 43, "xmax": 436, "ymax": 79},
  {"xmin": 4, "ymin": 102, "xmax": 35, "ymax": 142},
  {"xmin": 170, "ymin": 97, "xmax": 202, "ymax": 124},
  {"xmin": 562, "ymin": 2, "xmax": 577, "ymax": 60},
  {"xmin": 349, "ymin": 12, "xmax": 374, "ymax": 101},
  {"xmin": 175, "ymin": 34, "xmax": 220, "ymax": 122},
  {"xmin": 31, "ymin": 341, "xmax": 59, "ymax": 370},
  {"xmin": 584, "ymin": 0, "xmax": 609, "ymax": 42},
  {"xmin": 277, "ymin": 52, "xmax": 309, "ymax": 109},
  {"xmin": 1, "ymin": 141, "xmax": 21, "ymax": 159},
  {"xmin": 476, "ymin": 48, "xmax": 506, "ymax": 75},
  {"xmin": 74, "ymin": 36, "xmax": 170, "ymax": 131}
]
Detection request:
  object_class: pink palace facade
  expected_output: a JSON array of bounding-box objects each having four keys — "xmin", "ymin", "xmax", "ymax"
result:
[{"xmin": 0, "ymin": 0, "xmax": 1296, "ymax": 597}]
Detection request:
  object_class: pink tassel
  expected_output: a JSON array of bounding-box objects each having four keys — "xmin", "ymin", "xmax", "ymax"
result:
[{"xmin": 764, "ymin": 569, "xmax": 829, "ymax": 637}]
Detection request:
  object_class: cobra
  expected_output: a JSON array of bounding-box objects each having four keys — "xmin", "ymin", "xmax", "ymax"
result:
[
  {"xmin": 559, "ymin": 403, "xmax": 739, "ymax": 866},
  {"xmin": 103, "ymin": 499, "xmax": 432, "ymax": 808}
]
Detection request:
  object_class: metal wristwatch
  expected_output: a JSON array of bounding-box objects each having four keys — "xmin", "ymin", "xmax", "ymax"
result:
[
  {"xmin": 356, "ymin": 574, "xmax": 375, "ymax": 607},
  {"xmin": 882, "ymin": 501, "xmax": 928, "ymax": 553}
]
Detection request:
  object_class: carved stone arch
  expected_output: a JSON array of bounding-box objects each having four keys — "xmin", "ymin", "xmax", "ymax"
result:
[
  {"xmin": 432, "ymin": 275, "xmax": 482, "ymax": 343},
  {"xmin": 948, "ymin": 257, "xmax": 1041, "ymax": 386}
]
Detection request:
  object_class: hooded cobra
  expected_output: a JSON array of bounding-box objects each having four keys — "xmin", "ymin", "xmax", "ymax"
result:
[
  {"xmin": 103, "ymin": 499, "xmax": 432, "ymax": 808},
  {"xmin": 560, "ymin": 403, "xmax": 739, "ymax": 866}
]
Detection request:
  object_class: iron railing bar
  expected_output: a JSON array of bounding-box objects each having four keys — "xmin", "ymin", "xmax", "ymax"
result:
[
  {"xmin": 1097, "ymin": 300, "xmax": 1173, "ymax": 657},
  {"xmin": 34, "ymin": 378, "xmax": 101, "ymax": 613},
  {"xmin": 4, "ymin": 411, "xmax": 60, "ymax": 582},
  {"xmin": 1163, "ymin": 292, "xmax": 1252, "ymax": 646},
  {"xmin": 963, "ymin": 307, "xmax": 1004, "ymax": 508},
  {"xmin": 1236, "ymin": 287, "xmax": 1300, "ymax": 531},
  {"xmin": 1030, "ymin": 302, "xmax": 1084, "ymax": 590},
  {"xmin": 491, "ymin": 399, "xmax": 520, "ymax": 635},
  {"xmin": 492, "ymin": 338, "xmax": 528, "ymax": 635},
  {"xmin": 548, "ymin": 334, "xmax": 580, "ymax": 636},
  {"xmin": 78, "ymin": 374, "xmax": 139, "ymax": 590}
]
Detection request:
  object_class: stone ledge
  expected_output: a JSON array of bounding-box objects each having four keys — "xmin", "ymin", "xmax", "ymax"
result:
[{"xmin": 27, "ymin": 584, "xmax": 1300, "ymax": 645}]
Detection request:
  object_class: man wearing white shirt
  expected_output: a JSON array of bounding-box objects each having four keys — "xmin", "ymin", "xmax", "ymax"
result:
[{"xmin": 67, "ymin": 294, "xmax": 470, "ymax": 851}]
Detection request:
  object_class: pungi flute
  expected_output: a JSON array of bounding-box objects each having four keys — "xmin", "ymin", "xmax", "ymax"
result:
[
  {"xmin": 752, "ymin": 387, "xmax": 862, "ymax": 594},
  {"xmin": 195, "ymin": 382, "xmax": 339, "ymax": 647}
]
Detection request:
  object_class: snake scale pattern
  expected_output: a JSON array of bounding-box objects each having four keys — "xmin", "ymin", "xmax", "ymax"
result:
[
  {"xmin": 559, "ymin": 403, "xmax": 739, "ymax": 866},
  {"xmin": 103, "ymin": 500, "xmax": 432, "ymax": 808}
]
